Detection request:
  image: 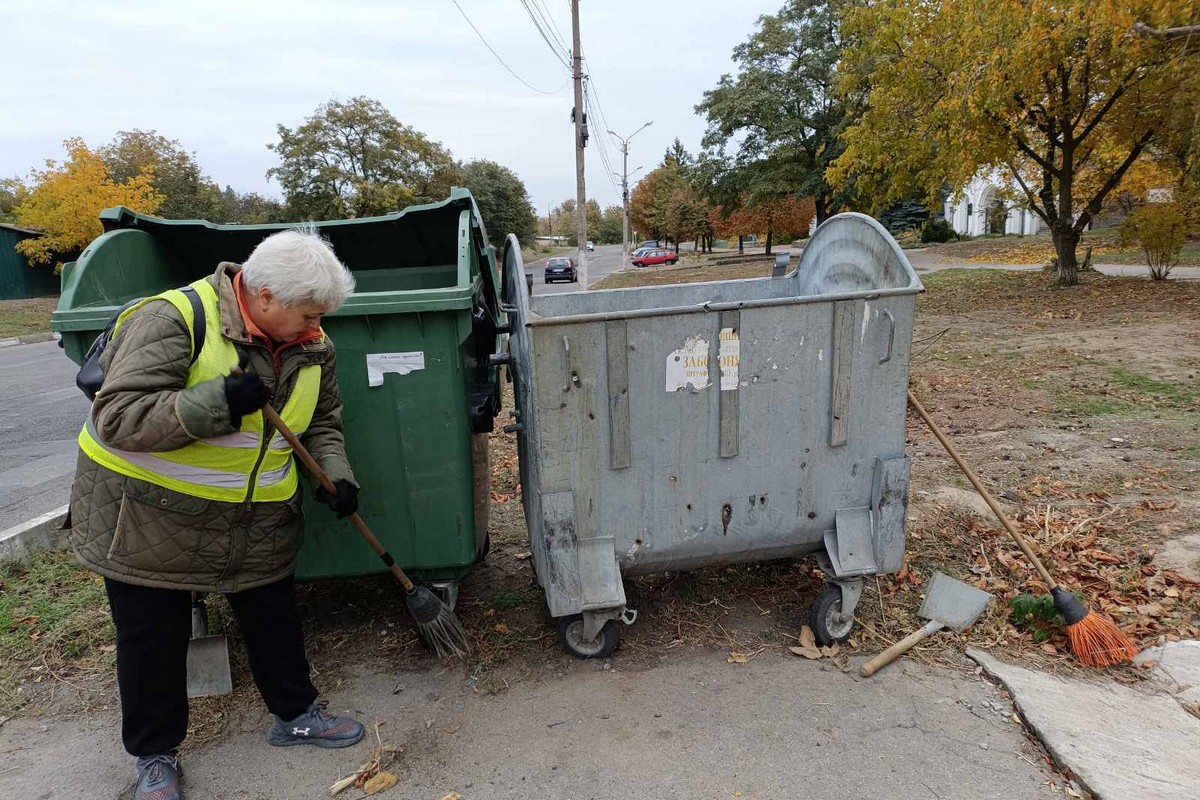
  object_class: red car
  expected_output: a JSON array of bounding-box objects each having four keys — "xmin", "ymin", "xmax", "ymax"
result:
[{"xmin": 630, "ymin": 248, "xmax": 678, "ymax": 268}]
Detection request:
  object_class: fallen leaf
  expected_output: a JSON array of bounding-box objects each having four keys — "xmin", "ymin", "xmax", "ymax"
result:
[
  {"xmin": 443, "ymin": 723, "xmax": 461, "ymax": 735},
  {"xmin": 363, "ymin": 770, "xmax": 397, "ymax": 796},
  {"xmin": 798, "ymin": 625, "xmax": 817, "ymax": 649},
  {"xmin": 832, "ymin": 653, "xmax": 850, "ymax": 671},
  {"xmin": 1040, "ymin": 643, "xmax": 1058, "ymax": 654},
  {"xmin": 1137, "ymin": 602, "xmax": 1165, "ymax": 617},
  {"xmin": 727, "ymin": 651, "xmax": 752, "ymax": 664},
  {"xmin": 329, "ymin": 774, "xmax": 358, "ymax": 795},
  {"xmin": 493, "ymin": 623, "xmax": 513, "ymax": 634},
  {"xmin": 789, "ymin": 645, "xmax": 822, "ymax": 660},
  {"xmin": 439, "ymin": 793, "xmax": 463, "ymax": 800},
  {"xmin": 514, "ymin": 551, "xmax": 533, "ymax": 560}
]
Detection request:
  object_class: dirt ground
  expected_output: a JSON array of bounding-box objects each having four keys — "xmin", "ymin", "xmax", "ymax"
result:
[{"xmin": 3, "ymin": 267, "xmax": 1198, "ymax": 746}]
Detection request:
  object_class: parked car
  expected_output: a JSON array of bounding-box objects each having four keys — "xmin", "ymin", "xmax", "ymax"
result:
[
  {"xmin": 544, "ymin": 255, "xmax": 577, "ymax": 283},
  {"xmin": 586, "ymin": 240, "xmax": 595, "ymax": 251},
  {"xmin": 638, "ymin": 240, "xmax": 660, "ymax": 250},
  {"xmin": 630, "ymin": 247, "xmax": 654, "ymax": 260},
  {"xmin": 630, "ymin": 248, "xmax": 679, "ymax": 268}
]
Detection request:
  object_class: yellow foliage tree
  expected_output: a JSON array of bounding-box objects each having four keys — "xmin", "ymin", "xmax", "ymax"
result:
[
  {"xmin": 831, "ymin": 1, "xmax": 1200, "ymax": 285},
  {"xmin": 14, "ymin": 138, "xmax": 163, "ymax": 267}
]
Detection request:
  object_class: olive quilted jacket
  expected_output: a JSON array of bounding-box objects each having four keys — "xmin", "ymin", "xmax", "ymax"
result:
[{"xmin": 69, "ymin": 263, "xmax": 356, "ymax": 592}]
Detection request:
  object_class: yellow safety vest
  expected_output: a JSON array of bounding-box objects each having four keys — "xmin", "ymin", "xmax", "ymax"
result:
[{"xmin": 78, "ymin": 278, "xmax": 322, "ymax": 504}]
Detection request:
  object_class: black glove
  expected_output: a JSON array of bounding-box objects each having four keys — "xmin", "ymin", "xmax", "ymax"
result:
[
  {"xmin": 316, "ymin": 480, "xmax": 359, "ymax": 518},
  {"xmin": 224, "ymin": 372, "xmax": 270, "ymax": 428}
]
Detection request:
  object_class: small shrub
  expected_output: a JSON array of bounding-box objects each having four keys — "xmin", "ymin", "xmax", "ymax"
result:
[
  {"xmin": 1121, "ymin": 201, "xmax": 1194, "ymax": 280},
  {"xmin": 920, "ymin": 217, "xmax": 957, "ymax": 244}
]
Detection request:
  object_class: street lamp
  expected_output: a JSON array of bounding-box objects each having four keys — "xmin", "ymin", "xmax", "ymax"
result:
[{"xmin": 608, "ymin": 121, "xmax": 653, "ymax": 268}]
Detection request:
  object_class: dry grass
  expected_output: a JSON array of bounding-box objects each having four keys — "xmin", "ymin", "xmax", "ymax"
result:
[
  {"xmin": 592, "ymin": 257, "xmax": 773, "ymax": 289},
  {"xmin": 0, "ymin": 297, "xmax": 58, "ymax": 338}
]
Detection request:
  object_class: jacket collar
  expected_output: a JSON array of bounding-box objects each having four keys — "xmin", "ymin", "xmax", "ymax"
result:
[{"xmin": 209, "ymin": 263, "xmax": 330, "ymax": 357}]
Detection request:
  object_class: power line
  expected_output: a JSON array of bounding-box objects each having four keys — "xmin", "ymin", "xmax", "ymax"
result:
[
  {"xmin": 528, "ymin": 0, "xmax": 572, "ymax": 57},
  {"xmin": 517, "ymin": 0, "xmax": 572, "ymax": 70},
  {"xmin": 453, "ymin": 0, "xmax": 569, "ymax": 94}
]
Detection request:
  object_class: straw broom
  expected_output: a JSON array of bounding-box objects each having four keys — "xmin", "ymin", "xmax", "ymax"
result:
[
  {"xmin": 908, "ymin": 390, "xmax": 1138, "ymax": 667},
  {"xmin": 262, "ymin": 402, "xmax": 469, "ymax": 659}
]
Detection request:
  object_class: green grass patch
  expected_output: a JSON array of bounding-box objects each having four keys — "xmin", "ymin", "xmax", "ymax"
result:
[
  {"xmin": 1107, "ymin": 367, "xmax": 1198, "ymax": 408},
  {"xmin": 0, "ymin": 297, "xmax": 58, "ymax": 339},
  {"xmin": 1054, "ymin": 394, "xmax": 1132, "ymax": 417},
  {"xmin": 0, "ymin": 550, "xmax": 114, "ymax": 713}
]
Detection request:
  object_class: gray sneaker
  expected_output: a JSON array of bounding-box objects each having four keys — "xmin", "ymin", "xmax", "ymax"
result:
[
  {"xmin": 134, "ymin": 751, "xmax": 183, "ymax": 800},
  {"xmin": 267, "ymin": 700, "xmax": 364, "ymax": 748}
]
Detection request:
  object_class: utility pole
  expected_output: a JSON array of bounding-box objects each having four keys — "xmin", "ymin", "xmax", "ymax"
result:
[
  {"xmin": 608, "ymin": 121, "xmax": 652, "ymax": 269},
  {"xmin": 570, "ymin": 0, "xmax": 588, "ymax": 288}
]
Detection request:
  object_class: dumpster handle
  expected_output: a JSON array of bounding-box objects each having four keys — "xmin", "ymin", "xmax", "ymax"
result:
[{"xmin": 878, "ymin": 308, "xmax": 896, "ymax": 365}]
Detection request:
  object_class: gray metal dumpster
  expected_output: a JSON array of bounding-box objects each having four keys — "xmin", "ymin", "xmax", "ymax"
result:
[{"xmin": 499, "ymin": 213, "xmax": 923, "ymax": 658}]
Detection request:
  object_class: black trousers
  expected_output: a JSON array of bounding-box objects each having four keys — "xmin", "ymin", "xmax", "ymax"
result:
[{"xmin": 104, "ymin": 575, "xmax": 319, "ymax": 757}]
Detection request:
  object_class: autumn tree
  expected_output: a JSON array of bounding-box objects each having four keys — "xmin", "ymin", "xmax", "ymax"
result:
[
  {"xmin": 832, "ymin": 0, "xmax": 1200, "ymax": 285},
  {"xmin": 697, "ymin": 0, "xmax": 851, "ymax": 226},
  {"xmin": 629, "ymin": 162, "xmax": 688, "ymax": 243},
  {"xmin": 0, "ymin": 179, "xmax": 20, "ymax": 222},
  {"xmin": 458, "ymin": 159, "xmax": 537, "ymax": 245},
  {"xmin": 218, "ymin": 186, "xmax": 286, "ymax": 224},
  {"xmin": 268, "ymin": 97, "xmax": 459, "ymax": 220},
  {"xmin": 598, "ymin": 205, "xmax": 624, "ymax": 244},
  {"xmin": 585, "ymin": 198, "xmax": 602, "ymax": 244},
  {"xmin": 710, "ymin": 195, "xmax": 815, "ymax": 254},
  {"xmin": 13, "ymin": 138, "xmax": 162, "ymax": 267},
  {"xmin": 100, "ymin": 130, "xmax": 223, "ymax": 220}
]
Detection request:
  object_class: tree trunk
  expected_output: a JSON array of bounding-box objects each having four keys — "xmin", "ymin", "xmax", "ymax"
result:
[
  {"xmin": 738, "ymin": 235, "xmax": 744, "ymax": 254},
  {"xmin": 1052, "ymin": 226, "xmax": 1080, "ymax": 286},
  {"xmin": 765, "ymin": 216, "xmax": 774, "ymax": 255},
  {"xmin": 814, "ymin": 193, "xmax": 830, "ymax": 225}
]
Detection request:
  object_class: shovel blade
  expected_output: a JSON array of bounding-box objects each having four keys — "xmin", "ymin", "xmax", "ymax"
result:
[
  {"xmin": 918, "ymin": 572, "xmax": 993, "ymax": 633},
  {"xmin": 186, "ymin": 635, "xmax": 233, "ymax": 697}
]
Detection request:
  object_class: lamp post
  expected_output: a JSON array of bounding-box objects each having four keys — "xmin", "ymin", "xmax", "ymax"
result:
[{"xmin": 608, "ymin": 121, "xmax": 653, "ymax": 269}]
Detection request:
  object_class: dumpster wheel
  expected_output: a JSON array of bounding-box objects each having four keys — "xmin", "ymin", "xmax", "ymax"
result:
[
  {"xmin": 810, "ymin": 584, "xmax": 856, "ymax": 646},
  {"xmin": 556, "ymin": 614, "xmax": 618, "ymax": 660}
]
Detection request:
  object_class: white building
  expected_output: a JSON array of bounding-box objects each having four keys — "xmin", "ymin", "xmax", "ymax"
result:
[{"xmin": 944, "ymin": 173, "xmax": 1043, "ymax": 236}]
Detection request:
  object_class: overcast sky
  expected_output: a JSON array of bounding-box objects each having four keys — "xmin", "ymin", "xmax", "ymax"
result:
[{"xmin": 0, "ymin": 0, "xmax": 780, "ymax": 217}]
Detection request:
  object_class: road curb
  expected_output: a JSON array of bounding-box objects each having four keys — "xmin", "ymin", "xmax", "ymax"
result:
[
  {"xmin": 0, "ymin": 332, "xmax": 60, "ymax": 349},
  {"xmin": 0, "ymin": 505, "xmax": 70, "ymax": 562}
]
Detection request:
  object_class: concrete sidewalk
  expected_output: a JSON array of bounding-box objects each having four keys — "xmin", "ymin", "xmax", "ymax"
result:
[{"xmin": 0, "ymin": 650, "xmax": 1057, "ymax": 800}]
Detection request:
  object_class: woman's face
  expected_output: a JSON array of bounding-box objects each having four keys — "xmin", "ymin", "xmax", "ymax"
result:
[{"xmin": 250, "ymin": 287, "xmax": 327, "ymax": 343}]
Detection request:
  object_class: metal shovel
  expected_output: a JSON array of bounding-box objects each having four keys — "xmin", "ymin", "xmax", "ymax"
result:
[
  {"xmin": 186, "ymin": 593, "xmax": 233, "ymax": 697},
  {"xmin": 860, "ymin": 572, "xmax": 993, "ymax": 677}
]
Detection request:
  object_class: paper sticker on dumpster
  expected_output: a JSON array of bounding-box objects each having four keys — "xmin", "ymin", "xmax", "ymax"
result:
[
  {"xmin": 366, "ymin": 352, "xmax": 425, "ymax": 387},
  {"xmin": 718, "ymin": 327, "xmax": 740, "ymax": 391},
  {"xmin": 666, "ymin": 335, "xmax": 710, "ymax": 391}
]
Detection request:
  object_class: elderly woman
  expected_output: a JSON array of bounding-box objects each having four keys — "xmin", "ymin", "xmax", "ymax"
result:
[{"xmin": 70, "ymin": 229, "xmax": 365, "ymax": 800}]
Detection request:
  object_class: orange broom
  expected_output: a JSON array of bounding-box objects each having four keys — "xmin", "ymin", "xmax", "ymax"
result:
[{"xmin": 908, "ymin": 390, "xmax": 1138, "ymax": 667}]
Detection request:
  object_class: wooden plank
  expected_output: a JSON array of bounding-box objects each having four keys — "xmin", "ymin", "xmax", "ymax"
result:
[
  {"xmin": 606, "ymin": 320, "xmax": 631, "ymax": 469},
  {"xmin": 718, "ymin": 310, "xmax": 740, "ymax": 458},
  {"xmin": 829, "ymin": 300, "xmax": 856, "ymax": 447}
]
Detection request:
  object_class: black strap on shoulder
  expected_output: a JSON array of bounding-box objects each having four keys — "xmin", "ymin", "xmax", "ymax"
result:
[{"xmin": 178, "ymin": 286, "xmax": 206, "ymax": 365}]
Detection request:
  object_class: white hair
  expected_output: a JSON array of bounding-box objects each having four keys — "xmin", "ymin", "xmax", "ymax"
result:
[{"xmin": 241, "ymin": 226, "xmax": 356, "ymax": 311}]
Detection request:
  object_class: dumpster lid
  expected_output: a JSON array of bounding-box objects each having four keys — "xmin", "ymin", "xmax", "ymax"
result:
[{"xmin": 97, "ymin": 188, "xmax": 498, "ymax": 304}]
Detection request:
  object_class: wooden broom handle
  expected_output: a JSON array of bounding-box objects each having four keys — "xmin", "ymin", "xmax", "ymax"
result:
[
  {"xmin": 907, "ymin": 390, "xmax": 1058, "ymax": 589},
  {"xmin": 261, "ymin": 402, "xmax": 416, "ymax": 593},
  {"xmin": 860, "ymin": 620, "xmax": 943, "ymax": 677}
]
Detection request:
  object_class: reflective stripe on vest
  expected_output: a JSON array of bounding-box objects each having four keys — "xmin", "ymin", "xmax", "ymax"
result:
[{"xmin": 77, "ymin": 278, "xmax": 322, "ymax": 504}]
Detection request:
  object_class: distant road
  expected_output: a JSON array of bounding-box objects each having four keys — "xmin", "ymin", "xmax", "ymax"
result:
[
  {"xmin": 0, "ymin": 339, "xmax": 90, "ymax": 531},
  {"xmin": 527, "ymin": 244, "xmax": 625, "ymax": 295}
]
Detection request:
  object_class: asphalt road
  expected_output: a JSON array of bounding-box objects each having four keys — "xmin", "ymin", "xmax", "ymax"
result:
[
  {"xmin": 528, "ymin": 243, "xmax": 626, "ymax": 295},
  {"xmin": 0, "ymin": 339, "xmax": 91, "ymax": 532}
]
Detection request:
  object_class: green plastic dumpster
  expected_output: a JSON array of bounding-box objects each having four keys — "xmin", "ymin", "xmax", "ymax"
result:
[{"xmin": 52, "ymin": 189, "xmax": 506, "ymax": 593}]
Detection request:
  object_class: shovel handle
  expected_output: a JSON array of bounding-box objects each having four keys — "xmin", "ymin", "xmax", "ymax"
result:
[
  {"xmin": 860, "ymin": 620, "xmax": 944, "ymax": 677},
  {"xmin": 258, "ymin": 401, "xmax": 417, "ymax": 593}
]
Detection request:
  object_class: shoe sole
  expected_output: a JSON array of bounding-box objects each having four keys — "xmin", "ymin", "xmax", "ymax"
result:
[{"xmin": 268, "ymin": 729, "xmax": 365, "ymax": 749}]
